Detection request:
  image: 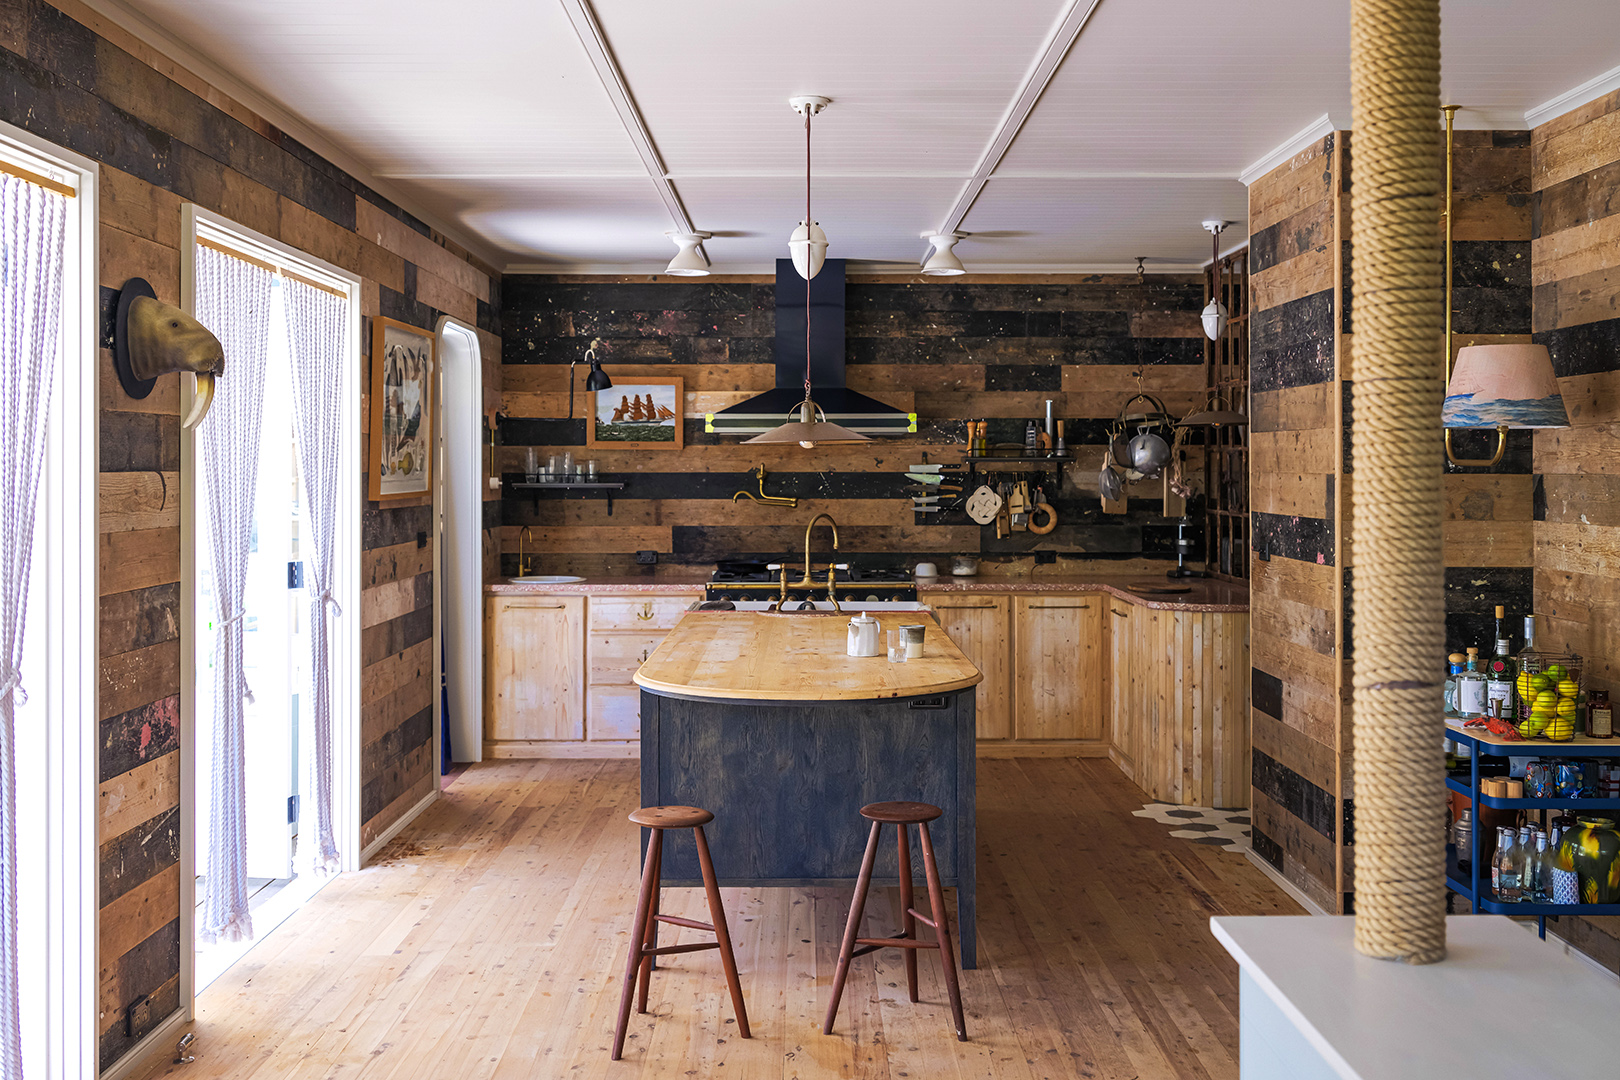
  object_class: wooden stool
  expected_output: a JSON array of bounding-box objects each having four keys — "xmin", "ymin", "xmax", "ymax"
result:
[
  {"xmin": 612, "ymin": 805, "xmax": 751, "ymax": 1060},
  {"xmin": 824, "ymin": 801, "xmax": 967, "ymax": 1041}
]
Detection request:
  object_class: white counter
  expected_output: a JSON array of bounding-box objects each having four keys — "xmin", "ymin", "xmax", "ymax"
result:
[{"xmin": 1211, "ymin": 915, "xmax": 1613, "ymax": 1080}]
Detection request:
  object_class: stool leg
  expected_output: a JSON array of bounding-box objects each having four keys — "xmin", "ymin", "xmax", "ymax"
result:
[
  {"xmin": 917, "ymin": 821, "xmax": 967, "ymax": 1041},
  {"xmin": 613, "ymin": 826, "xmax": 663, "ymax": 1059},
  {"xmin": 824, "ymin": 820, "xmax": 882, "ymax": 1036},
  {"xmin": 636, "ymin": 830, "xmax": 663, "ymax": 1014},
  {"xmin": 896, "ymin": 822, "xmax": 919, "ymax": 1004},
  {"xmin": 693, "ymin": 825, "xmax": 751, "ymax": 1039}
]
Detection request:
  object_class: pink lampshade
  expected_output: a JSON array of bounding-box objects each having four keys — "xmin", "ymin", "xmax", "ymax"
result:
[{"xmin": 1442, "ymin": 344, "xmax": 1569, "ymax": 429}]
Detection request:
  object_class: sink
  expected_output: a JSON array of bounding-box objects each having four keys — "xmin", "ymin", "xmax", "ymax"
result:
[{"xmin": 505, "ymin": 575, "xmax": 585, "ymax": 584}]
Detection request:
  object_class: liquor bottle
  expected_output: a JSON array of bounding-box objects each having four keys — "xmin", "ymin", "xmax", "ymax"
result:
[
  {"xmin": 1486, "ymin": 606, "xmax": 1517, "ymax": 717},
  {"xmin": 1532, "ymin": 830, "xmax": 1552, "ymax": 902},
  {"xmin": 1456, "ymin": 648, "xmax": 1488, "ymax": 719},
  {"xmin": 1586, "ymin": 689, "xmax": 1613, "ymax": 739},
  {"xmin": 1516, "ymin": 824, "xmax": 1535, "ymax": 902},
  {"xmin": 1495, "ymin": 827, "xmax": 1523, "ymax": 901},
  {"xmin": 1444, "ymin": 653, "xmax": 1467, "ymax": 718},
  {"xmin": 1515, "ymin": 615, "xmax": 1548, "ymax": 725}
]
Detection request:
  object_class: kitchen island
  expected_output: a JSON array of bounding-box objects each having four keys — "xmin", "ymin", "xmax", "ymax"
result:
[{"xmin": 634, "ymin": 610, "xmax": 984, "ymax": 965}]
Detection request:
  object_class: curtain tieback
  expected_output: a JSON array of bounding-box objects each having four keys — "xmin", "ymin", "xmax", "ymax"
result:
[
  {"xmin": 214, "ymin": 612, "xmax": 256, "ymax": 704},
  {"xmin": 317, "ymin": 590, "xmax": 342, "ymax": 618},
  {"xmin": 0, "ymin": 668, "xmax": 25, "ymax": 707}
]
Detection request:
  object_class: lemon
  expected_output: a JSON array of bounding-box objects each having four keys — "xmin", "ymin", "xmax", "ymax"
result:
[
  {"xmin": 1558, "ymin": 678, "xmax": 1580, "ymax": 698},
  {"xmin": 1518, "ymin": 716, "xmax": 1549, "ymax": 737},
  {"xmin": 1558, "ymin": 698, "xmax": 1579, "ymax": 719},
  {"xmin": 1546, "ymin": 663, "xmax": 1568, "ymax": 681},
  {"xmin": 1547, "ymin": 715, "xmax": 1577, "ymax": 741},
  {"xmin": 1535, "ymin": 690, "xmax": 1561, "ymax": 710},
  {"xmin": 1530, "ymin": 674, "xmax": 1552, "ymax": 692}
]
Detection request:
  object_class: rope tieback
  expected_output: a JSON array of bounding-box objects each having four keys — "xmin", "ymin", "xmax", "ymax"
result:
[{"xmin": 1349, "ymin": 0, "xmax": 1449, "ymax": 964}]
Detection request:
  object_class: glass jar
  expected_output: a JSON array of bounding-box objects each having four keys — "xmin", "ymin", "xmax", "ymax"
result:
[
  {"xmin": 1562, "ymin": 817, "xmax": 1620, "ymax": 904},
  {"xmin": 1586, "ymin": 689, "xmax": 1612, "ymax": 739}
]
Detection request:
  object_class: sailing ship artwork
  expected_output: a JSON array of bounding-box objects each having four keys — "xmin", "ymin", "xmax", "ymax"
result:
[{"xmin": 587, "ymin": 376, "xmax": 684, "ymax": 451}]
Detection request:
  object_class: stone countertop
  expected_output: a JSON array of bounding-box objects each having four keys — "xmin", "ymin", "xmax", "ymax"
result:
[{"xmin": 486, "ymin": 571, "xmax": 1247, "ymax": 612}]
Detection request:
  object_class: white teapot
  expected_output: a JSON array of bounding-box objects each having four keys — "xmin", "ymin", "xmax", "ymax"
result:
[{"xmin": 846, "ymin": 612, "xmax": 881, "ymax": 657}]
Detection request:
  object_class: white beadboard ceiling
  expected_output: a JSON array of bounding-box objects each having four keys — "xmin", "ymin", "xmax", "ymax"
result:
[{"xmin": 98, "ymin": 0, "xmax": 1620, "ymax": 273}]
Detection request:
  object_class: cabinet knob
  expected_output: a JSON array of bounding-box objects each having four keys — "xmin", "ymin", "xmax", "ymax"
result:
[{"xmin": 637, "ymin": 603, "xmax": 653, "ymax": 620}]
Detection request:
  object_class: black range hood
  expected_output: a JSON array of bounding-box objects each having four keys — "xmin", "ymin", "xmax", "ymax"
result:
[{"xmin": 704, "ymin": 259, "xmax": 916, "ymax": 437}]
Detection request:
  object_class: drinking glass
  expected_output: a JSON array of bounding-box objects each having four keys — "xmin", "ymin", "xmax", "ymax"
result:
[{"xmin": 887, "ymin": 629, "xmax": 907, "ymax": 664}]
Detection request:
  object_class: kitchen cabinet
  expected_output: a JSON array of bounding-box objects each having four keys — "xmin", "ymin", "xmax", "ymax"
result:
[
  {"xmin": 485, "ymin": 595, "xmax": 585, "ymax": 752},
  {"xmin": 928, "ymin": 594, "xmax": 1011, "ymax": 740},
  {"xmin": 586, "ymin": 595, "xmax": 697, "ymax": 744},
  {"xmin": 1013, "ymin": 596, "xmax": 1105, "ymax": 746},
  {"xmin": 1108, "ymin": 599, "xmax": 1137, "ymax": 777}
]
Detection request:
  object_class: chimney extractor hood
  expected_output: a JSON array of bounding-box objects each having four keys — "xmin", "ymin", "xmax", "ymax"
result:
[{"xmin": 704, "ymin": 259, "xmax": 917, "ymax": 437}]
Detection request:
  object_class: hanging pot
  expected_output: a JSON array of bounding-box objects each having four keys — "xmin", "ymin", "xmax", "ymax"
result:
[
  {"xmin": 1109, "ymin": 427, "xmax": 1134, "ymax": 469},
  {"xmin": 1128, "ymin": 427, "xmax": 1172, "ymax": 475}
]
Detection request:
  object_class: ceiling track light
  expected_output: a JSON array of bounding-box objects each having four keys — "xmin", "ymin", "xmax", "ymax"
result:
[
  {"xmin": 664, "ymin": 231, "xmax": 712, "ymax": 277},
  {"xmin": 1201, "ymin": 219, "xmax": 1232, "ymax": 341},
  {"xmin": 921, "ymin": 232, "xmax": 967, "ymax": 276}
]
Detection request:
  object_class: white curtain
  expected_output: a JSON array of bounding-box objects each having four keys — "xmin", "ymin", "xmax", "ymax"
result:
[
  {"xmin": 0, "ymin": 174, "xmax": 68, "ymax": 1080},
  {"xmin": 196, "ymin": 246, "xmax": 273, "ymax": 944},
  {"xmin": 282, "ymin": 279, "xmax": 346, "ymax": 875}
]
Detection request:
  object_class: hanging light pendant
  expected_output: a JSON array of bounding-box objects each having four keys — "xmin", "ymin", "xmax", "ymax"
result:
[
  {"xmin": 665, "ymin": 231, "xmax": 712, "ymax": 276},
  {"xmin": 921, "ymin": 232, "xmax": 967, "ymax": 276},
  {"xmin": 1201, "ymin": 219, "xmax": 1230, "ymax": 340},
  {"xmin": 748, "ymin": 95, "xmax": 867, "ymax": 448}
]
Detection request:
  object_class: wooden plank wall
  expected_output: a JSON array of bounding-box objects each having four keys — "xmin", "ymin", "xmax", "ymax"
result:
[
  {"xmin": 4, "ymin": 1, "xmax": 502, "ymax": 1070},
  {"xmin": 1246, "ymin": 134, "xmax": 1344, "ymax": 913},
  {"xmin": 1530, "ymin": 89, "xmax": 1620, "ymax": 972},
  {"xmin": 498, "ymin": 275, "xmax": 1212, "ymax": 577}
]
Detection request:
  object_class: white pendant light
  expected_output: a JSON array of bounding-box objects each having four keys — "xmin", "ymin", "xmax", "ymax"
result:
[
  {"xmin": 787, "ymin": 96, "xmax": 831, "ymax": 280},
  {"xmin": 921, "ymin": 232, "xmax": 967, "ymax": 276},
  {"xmin": 1201, "ymin": 219, "xmax": 1230, "ymax": 341},
  {"xmin": 665, "ymin": 231, "xmax": 712, "ymax": 277}
]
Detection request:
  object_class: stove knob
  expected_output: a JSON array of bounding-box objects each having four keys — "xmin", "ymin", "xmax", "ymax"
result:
[{"xmin": 865, "ymin": 594, "xmax": 880, "ymax": 603}]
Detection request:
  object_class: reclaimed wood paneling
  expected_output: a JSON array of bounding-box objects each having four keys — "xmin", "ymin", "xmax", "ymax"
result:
[{"xmin": 1, "ymin": 2, "xmax": 500, "ymax": 1066}]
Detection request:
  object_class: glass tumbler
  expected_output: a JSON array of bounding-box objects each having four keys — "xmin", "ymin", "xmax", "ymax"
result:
[{"xmin": 887, "ymin": 629, "xmax": 908, "ymax": 664}]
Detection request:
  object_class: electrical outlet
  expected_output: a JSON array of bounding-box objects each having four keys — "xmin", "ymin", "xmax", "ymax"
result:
[
  {"xmin": 126, "ymin": 993, "xmax": 151, "ymax": 1038},
  {"xmin": 635, "ymin": 550, "xmax": 658, "ymax": 565},
  {"xmin": 1035, "ymin": 550, "xmax": 1057, "ymax": 564}
]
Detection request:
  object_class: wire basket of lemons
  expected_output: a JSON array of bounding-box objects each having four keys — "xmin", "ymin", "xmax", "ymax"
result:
[{"xmin": 1516, "ymin": 654, "xmax": 1584, "ymax": 741}]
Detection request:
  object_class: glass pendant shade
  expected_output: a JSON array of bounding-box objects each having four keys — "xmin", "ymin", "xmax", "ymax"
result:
[
  {"xmin": 1201, "ymin": 300, "xmax": 1228, "ymax": 340},
  {"xmin": 789, "ymin": 221, "xmax": 828, "ymax": 280},
  {"xmin": 922, "ymin": 233, "xmax": 966, "ymax": 276},
  {"xmin": 1443, "ymin": 343, "xmax": 1569, "ymax": 429},
  {"xmin": 743, "ymin": 398, "xmax": 869, "ymax": 447}
]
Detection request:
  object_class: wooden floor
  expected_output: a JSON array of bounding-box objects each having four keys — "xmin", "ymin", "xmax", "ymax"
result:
[{"xmin": 132, "ymin": 758, "xmax": 1300, "ymax": 1080}]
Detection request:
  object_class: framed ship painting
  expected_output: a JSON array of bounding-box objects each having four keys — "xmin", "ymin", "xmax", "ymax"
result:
[
  {"xmin": 368, "ymin": 316, "xmax": 435, "ymax": 501},
  {"xmin": 587, "ymin": 376, "xmax": 684, "ymax": 451}
]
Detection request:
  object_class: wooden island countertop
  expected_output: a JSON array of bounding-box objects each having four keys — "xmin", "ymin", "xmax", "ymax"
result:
[{"xmin": 633, "ymin": 611, "xmax": 982, "ymax": 702}]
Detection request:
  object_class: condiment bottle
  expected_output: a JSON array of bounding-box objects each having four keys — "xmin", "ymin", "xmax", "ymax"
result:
[{"xmin": 1587, "ymin": 689, "xmax": 1613, "ymax": 739}]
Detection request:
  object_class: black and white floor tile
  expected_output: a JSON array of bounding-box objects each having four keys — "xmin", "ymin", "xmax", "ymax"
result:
[{"xmin": 1132, "ymin": 803, "xmax": 1252, "ymax": 851}]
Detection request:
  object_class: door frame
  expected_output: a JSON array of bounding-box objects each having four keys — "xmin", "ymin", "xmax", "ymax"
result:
[
  {"xmin": 433, "ymin": 317, "xmax": 485, "ymax": 764},
  {"xmin": 177, "ymin": 204, "xmax": 364, "ymax": 1017}
]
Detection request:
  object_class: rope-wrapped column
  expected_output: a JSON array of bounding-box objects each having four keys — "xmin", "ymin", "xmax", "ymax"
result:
[{"xmin": 1349, "ymin": 0, "xmax": 1448, "ymax": 963}]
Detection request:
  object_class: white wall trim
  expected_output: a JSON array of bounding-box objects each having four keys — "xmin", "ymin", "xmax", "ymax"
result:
[
  {"xmin": 434, "ymin": 317, "xmax": 484, "ymax": 764},
  {"xmin": 1525, "ymin": 61, "xmax": 1620, "ymax": 129},
  {"xmin": 359, "ymin": 789, "xmax": 439, "ymax": 866},
  {"xmin": 72, "ymin": 0, "xmax": 505, "ymax": 270},
  {"xmin": 1244, "ymin": 850, "xmax": 1330, "ymax": 916},
  {"xmin": 1237, "ymin": 114, "xmax": 1338, "ymax": 188}
]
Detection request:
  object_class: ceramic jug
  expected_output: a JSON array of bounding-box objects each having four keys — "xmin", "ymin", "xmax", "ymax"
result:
[{"xmin": 847, "ymin": 613, "xmax": 881, "ymax": 657}]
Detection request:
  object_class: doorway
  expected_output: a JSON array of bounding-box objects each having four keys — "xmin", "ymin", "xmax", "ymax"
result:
[
  {"xmin": 181, "ymin": 208, "xmax": 363, "ymax": 994},
  {"xmin": 435, "ymin": 318, "xmax": 484, "ymax": 765}
]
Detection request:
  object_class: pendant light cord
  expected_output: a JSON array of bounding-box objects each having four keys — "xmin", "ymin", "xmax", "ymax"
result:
[{"xmin": 804, "ymin": 108, "xmax": 813, "ymax": 403}]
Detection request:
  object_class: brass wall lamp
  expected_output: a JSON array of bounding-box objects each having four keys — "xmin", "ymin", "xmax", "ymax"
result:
[
  {"xmin": 114, "ymin": 277, "xmax": 225, "ymax": 428},
  {"xmin": 1439, "ymin": 107, "xmax": 1569, "ymax": 466}
]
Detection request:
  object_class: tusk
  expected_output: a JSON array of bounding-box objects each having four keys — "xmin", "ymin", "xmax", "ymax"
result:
[{"xmin": 182, "ymin": 371, "xmax": 216, "ymax": 429}]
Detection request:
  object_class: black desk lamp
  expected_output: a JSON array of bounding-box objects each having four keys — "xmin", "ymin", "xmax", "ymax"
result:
[{"xmin": 568, "ymin": 346, "xmax": 613, "ymax": 419}]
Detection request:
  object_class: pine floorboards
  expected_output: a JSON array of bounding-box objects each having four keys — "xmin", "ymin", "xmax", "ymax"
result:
[{"xmin": 131, "ymin": 757, "xmax": 1300, "ymax": 1080}]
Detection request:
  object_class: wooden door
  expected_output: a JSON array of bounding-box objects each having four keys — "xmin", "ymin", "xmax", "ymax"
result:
[
  {"xmin": 1013, "ymin": 596, "xmax": 1104, "ymax": 742},
  {"xmin": 930, "ymin": 595, "xmax": 1011, "ymax": 740},
  {"xmin": 1108, "ymin": 599, "xmax": 1136, "ymax": 778},
  {"xmin": 485, "ymin": 596, "xmax": 584, "ymax": 744}
]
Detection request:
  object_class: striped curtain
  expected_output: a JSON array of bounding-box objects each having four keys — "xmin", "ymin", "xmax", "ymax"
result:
[
  {"xmin": 282, "ymin": 279, "xmax": 346, "ymax": 875},
  {"xmin": 195, "ymin": 245, "xmax": 273, "ymax": 943},
  {"xmin": 0, "ymin": 174, "xmax": 69, "ymax": 1080}
]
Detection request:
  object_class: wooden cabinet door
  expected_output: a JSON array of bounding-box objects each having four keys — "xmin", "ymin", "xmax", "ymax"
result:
[
  {"xmin": 1108, "ymin": 600, "xmax": 1136, "ymax": 776},
  {"xmin": 485, "ymin": 596, "xmax": 584, "ymax": 742},
  {"xmin": 930, "ymin": 595, "xmax": 1011, "ymax": 739},
  {"xmin": 1013, "ymin": 596, "xmax": 1104, "ymax": 741},
  {"xmin": 585, "ymin": 631, "xmax": 664, "ymax": 742}
]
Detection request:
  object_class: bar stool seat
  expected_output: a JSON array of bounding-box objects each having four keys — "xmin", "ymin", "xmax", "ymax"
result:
[
  {"xmin": 612, "ymin": 804, "xmax": 750, "ymax": 1060},
  {"xmin": 825, "ymin": 800, "xmax": 967, "ymax": 1041}
]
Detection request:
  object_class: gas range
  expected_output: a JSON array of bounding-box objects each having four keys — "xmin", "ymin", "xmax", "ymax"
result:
[{"xmin": 705, "ymin": 561, "xmax": 918, "ymax": 603}]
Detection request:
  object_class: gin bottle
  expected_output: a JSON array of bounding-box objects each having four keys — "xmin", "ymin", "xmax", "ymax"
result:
[
  {"xmin": 1456, "ymin": 648, "xmax": 1488, "ymax": 719},
  {"xmin": 1486, "ymin": 607, "xmax": 1517, "ymax": 716},
  {"xmin": 1444, "ymin": 653, "xmax": 1467, "ymax": 718}
]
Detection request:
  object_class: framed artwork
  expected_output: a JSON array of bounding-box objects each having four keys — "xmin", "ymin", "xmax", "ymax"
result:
[
  {"xmin": 368, "ymin": 316, "xmax": 435, "ymax": 501},
  {"xmin": 586, "ymin": 376, "xmax": 684, "ymax": 451}
]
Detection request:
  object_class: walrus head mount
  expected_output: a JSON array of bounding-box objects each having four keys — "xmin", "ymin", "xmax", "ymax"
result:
[{"xmin": 114, "ymin": 278, "xmax": 225, "ymax": 428}]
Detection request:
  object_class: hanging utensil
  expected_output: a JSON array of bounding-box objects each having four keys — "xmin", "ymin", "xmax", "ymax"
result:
[
  {"xmin": 1099, "ymin": 463, "xmax": 1123, "ymax": 501},
  {"xmin": 966, "ymin": 485, "xmax": 1003, "ymax": 525}
]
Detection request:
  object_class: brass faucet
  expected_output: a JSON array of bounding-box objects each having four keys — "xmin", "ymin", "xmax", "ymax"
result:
[
  {"xmin": 796, "ymin": 513, "xmax": 839, "ymax": 588},
  {"xmin": 517, "ymin": 525, "xmax": 535, "ymax": 578}
]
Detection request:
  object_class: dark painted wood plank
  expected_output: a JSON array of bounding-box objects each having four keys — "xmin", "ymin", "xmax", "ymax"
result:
[
  {"xmin": 99, "ymin": 802, "xmax": 179, "ymax": 906},
  {"xmin": 99, "ymin": 695, "xmax": 179, "ymax": 782}
]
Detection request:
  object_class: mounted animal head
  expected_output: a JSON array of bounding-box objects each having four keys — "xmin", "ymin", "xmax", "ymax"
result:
[{"xmin": 114, "ymin": 278, "xmax": 226, "ymax": 428}]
